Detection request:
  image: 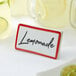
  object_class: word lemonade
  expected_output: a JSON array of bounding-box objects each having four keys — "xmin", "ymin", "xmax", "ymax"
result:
[
  {"xmin": 18, "ymin": 31, "xmax": 55, "ymax": 49},
  {"xmin": 0, "ymin": 0, "xmax": 11, "ymax": 39}
]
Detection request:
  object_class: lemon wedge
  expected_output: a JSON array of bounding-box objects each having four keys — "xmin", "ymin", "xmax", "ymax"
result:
[{"xmin": 0, "ymin": 17, "xmax": 8, "ymax": 34}]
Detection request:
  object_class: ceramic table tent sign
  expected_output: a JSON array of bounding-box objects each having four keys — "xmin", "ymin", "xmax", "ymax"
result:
[{"xmin": 15, "ymin": 24, "xmax": 62, "ymax": 59}]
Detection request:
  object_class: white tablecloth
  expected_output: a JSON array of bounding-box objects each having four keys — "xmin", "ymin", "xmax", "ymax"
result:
[{"xmin": 0, "ymin": 17, "xmax": 76, "ymax": 76}]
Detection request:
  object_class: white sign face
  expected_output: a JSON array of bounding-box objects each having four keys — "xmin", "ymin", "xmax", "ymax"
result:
[{"xmin": 15, "ymin": 24, "xmax": 61, "ymax": 59}]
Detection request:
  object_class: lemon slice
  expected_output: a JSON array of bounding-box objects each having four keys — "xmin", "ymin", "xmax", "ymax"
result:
[
  {"xmin": 0, "ymin": 17, "xmax": 8, "ymax": 34},
  {"xmin": 61, "ymin": 65, "xmax": 76, "ymax": 76},
  {"xmin": 0, "ymin": 0, "xmax": 5, "ymax": 4}
]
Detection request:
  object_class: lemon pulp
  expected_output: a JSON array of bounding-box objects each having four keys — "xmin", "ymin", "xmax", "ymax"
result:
[
  {"xmin": 67, "ymin": 70, "xmax": 76, "ymax": 76},
  {"xmin": 61, "ymin": 65, "xmax": 76, "ymax": 76}
]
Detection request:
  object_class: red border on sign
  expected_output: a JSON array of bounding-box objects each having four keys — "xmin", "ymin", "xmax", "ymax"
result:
[{"xmin": 15, "ymin": 24, "xmax": 61, "ymax": 59}]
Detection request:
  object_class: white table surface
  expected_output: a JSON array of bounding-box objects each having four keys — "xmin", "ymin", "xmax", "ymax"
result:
[{"xmin": 0, "ymin": 17, "xmax": 76, "ymax": 76}]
